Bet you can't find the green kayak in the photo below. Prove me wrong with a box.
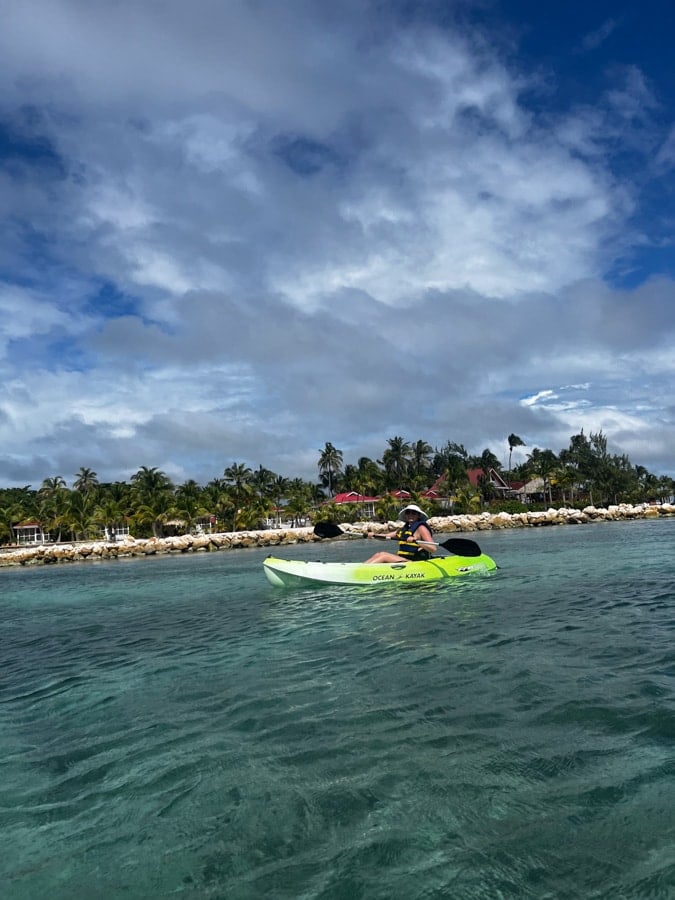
[263,552,497,588]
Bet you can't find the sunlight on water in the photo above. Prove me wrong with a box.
[1,519,674,898]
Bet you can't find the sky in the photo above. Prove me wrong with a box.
[1,0,675,488]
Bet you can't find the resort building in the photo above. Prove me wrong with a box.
[12,521,50,545]
[103,524,131,541]
[331,492,379,519]
[465,467,513,496]
[328,468,525,520]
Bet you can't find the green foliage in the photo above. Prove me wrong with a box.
[488,500,529,514]
[375,495,400,522]
[318,442,343,497]
[0,431,672,546]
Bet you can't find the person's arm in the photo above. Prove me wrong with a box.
[413,524,436,551]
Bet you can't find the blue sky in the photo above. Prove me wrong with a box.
[1,0,675,487]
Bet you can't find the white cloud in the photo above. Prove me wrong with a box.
[0,288,71,349]
[580,18,619,52]
[522,390,557,407]
[0,1,673,484]
[656,125,675,167]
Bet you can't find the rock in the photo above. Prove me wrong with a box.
[1,504,673,568]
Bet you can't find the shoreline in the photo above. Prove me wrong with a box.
[1,502,673,569]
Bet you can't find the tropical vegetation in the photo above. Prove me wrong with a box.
[1,430,672,545]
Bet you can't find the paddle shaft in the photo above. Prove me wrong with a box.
[313,521,483,557]
[315,530,431,544]
[371,533,483,557]
[370,533,437,548]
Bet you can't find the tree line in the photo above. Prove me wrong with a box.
[0,430,672,545]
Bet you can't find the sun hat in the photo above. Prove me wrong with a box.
[398,503,428,522]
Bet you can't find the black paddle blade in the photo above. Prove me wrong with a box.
[313,521,345,539]
[440,537,482,557]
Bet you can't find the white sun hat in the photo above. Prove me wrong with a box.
[398,503,428,522]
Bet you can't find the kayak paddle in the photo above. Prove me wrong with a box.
[313,521,483,557]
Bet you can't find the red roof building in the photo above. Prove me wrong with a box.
[389,489,411,500]
[465,467,511,493]
[332,492,380,504]
[331,491,379,518]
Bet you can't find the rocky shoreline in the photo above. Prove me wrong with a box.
[1,502,673,568]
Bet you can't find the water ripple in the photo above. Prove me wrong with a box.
[1,526,674,897]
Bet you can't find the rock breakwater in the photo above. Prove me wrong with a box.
[1,502,673,568]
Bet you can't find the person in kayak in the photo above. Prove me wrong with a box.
[364,504,436,563]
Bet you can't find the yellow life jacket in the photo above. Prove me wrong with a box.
[396,520,433,560]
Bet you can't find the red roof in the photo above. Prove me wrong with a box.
[332,492,379,504]
[422,475,447,497]
[466,467,510,488]
[331,470,512,505]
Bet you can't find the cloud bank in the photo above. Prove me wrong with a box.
[1,0,674,485]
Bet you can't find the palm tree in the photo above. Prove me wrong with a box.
[130,466,173,501]
[429,443,468,500]
[307,482,326,510]
[656,475,675,503]
[99,481,132,504]
[507,434,525,480]
[175,479,201,503]
[478,448,501,473]
[129,467,174,536]
[374,494,401,522]
[444,455,470,495]
[134,491,178,539]
[73,467,99,494]
[284,493,309,528]
[37,477,68,541]
[527,448,559,505]
[237,495,275,530]
[0,502,24,545]
[341,463,369,495]
[223,462,253,531]
[39,488,70,543]
[410,439,433,480]
[284,479,311,526]
[561,432,595,502]
[202,478,226,509]
[66,490,97,541]
[212,491,235,533]
[269,475,289,526]
[0,486,38,542]
[356,457,383,496]
[380,436,412,490]
[318,442,343,497]
[453,484,482,514]
[93,497,128,541]
[251,466,276,500]
[431,442,468,477]
[40,475,67,496]
[551,463,578,506]
[173,495,211,535]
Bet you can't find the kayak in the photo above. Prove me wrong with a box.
[263,552,497,588]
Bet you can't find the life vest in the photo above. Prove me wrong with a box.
[396,519,434,560]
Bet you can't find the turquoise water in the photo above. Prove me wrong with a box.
[1,519,674,899]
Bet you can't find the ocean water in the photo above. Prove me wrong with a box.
[1,518,674,899]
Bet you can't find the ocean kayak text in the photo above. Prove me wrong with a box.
[372,572,425,581]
